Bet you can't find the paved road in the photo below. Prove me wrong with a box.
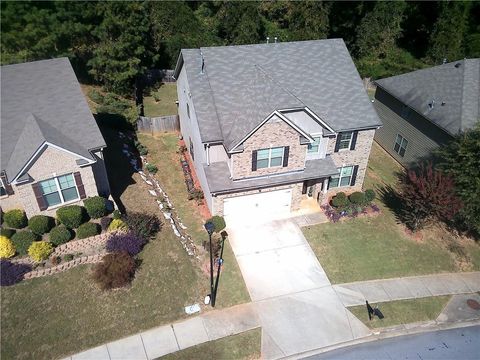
[305,325,480,360]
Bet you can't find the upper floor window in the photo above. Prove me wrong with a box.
[40,173,79,207]
[187,103,191,119]
[394,134,408,157]
[338,132,353,150]
[307,137,321,154]
[257,147,284,169]
[0,177,6,196]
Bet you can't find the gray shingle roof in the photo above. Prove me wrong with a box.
[1,57,106,181]
[177,39,381,151]
[375,59,480,136]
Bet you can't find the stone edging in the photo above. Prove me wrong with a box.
[52,231,115,256]
[23,254,104,280]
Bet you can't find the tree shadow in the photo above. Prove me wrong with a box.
[95,113,138,214]
[376,184,408,226]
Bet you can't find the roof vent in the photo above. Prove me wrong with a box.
[454,62,461,68]
[200,51,205,74]
[441,101,446,106]
[443,58,447,64]
[428,99,435,110]
[266,36,270,44]
[274,36,278,43]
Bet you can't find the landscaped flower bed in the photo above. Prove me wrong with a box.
[322,189,381,223]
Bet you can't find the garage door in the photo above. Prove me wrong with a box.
[223,189,292,220]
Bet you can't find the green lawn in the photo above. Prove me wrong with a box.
[159,328,261,360]
[349,296,451,329]
[303,141,480,284]
[0,128,249,360]
[144,83,178,117]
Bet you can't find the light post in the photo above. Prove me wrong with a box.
[204,221,215,307]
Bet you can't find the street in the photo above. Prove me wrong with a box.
[305,325,480,360]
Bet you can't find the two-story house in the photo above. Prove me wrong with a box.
[373,59,479,167]
[1,58,110,217]
[174,39,381,219]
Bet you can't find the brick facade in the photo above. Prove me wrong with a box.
[231,117,307,179]
[1,145,100,217]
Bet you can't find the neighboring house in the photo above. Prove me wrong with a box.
[374,59,480,166]
[1,58,110,217]
[174,39,381,218]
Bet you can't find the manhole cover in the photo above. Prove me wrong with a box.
[466,299,480,310]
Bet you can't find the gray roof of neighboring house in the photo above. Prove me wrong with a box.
[375,59,480,136]
[204,156,339,194]
[1,57,106,181]
[176,39,382,151]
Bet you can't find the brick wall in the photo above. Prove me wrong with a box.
[231,117,307,179]
[212,182,303,216]
[1,145,99,217]
[326,129,376,194]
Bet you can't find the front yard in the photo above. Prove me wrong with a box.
[303,142,480,284]
[1,126,250,359]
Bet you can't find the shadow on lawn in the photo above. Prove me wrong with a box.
[95,113,138,214]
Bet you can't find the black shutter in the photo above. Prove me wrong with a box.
[74,172,86,199]
[32,182,47,211]
[350,165,359,186]
[350,131,358,150]
[283,146,289,167]
[334,133,341,152]
[251,150,258,171]
[1,173,14,195]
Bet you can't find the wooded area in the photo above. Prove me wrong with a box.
[2,1,479,96]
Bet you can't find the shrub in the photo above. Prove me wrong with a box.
[365,189,376,203]
[145,163,158,174]
[63,254,74,262]
[88,89,104,104]
[106,232,146,256]
[83,196,107,219]
[49,225,73,246]
[123,212,161,238]
[0,236,16,259]
[3,209,27,229]
[28,215,54,235]
[188,188,204,202]
[101,217,112,232]
[51,256,61,266]
[92,252,136,290]
[206,216,226,233]
[0,259,31,286]
[349,191,366,205]
[56,205,86,228]
[112,210,122,219]
[152,92,161,102]
[0,228,16,238]
[76,222,101,239]
[28,241,53,262]
[108,219,128,232]
[11,231,38,255]
[331,192,349,208]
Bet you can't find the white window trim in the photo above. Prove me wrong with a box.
[307,136,321,154]
[338,132,353,151]
[0,177,7,198]
[329,165,354,189]
[40,173,80,208]
[257,147,285,169]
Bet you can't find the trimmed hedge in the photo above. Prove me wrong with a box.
[84,196,107,219]
[28,241,53,262]
[11,231,38,256]
[365,189,376,203]
[112,210,122,219]
[349,191,366,205]
[206,216,226,233]
[3,209,27,229]
[332,192,349,208]
[92,252,136,290]
[108,219,128,232]
[56,205,86,229]
[28,215,55,235]
[76,222,101,239]
[0,228,16,238]
[49,225,73,246]
[0,236,16,259]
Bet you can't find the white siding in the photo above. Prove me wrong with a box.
[209,144,229,163]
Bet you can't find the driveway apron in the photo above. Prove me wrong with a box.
[226,218,371,359]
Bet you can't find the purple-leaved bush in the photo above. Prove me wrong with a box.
[1,259,32,286]
[106,232,146,256]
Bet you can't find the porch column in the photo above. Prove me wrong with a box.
[323,178,328,194]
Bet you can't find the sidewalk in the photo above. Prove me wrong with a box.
[65,303,259,360]
[333,272,480,306]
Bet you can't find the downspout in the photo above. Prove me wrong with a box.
[206,143,210,166]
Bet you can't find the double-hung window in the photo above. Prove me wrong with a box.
[329,166,354,188]
[307,137,321,154]
[39,173,79,207]
[393,134,408,157]
[338,132,353,150]
[256,147,284,169]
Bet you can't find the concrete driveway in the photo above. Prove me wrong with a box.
[226,218,371,359]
